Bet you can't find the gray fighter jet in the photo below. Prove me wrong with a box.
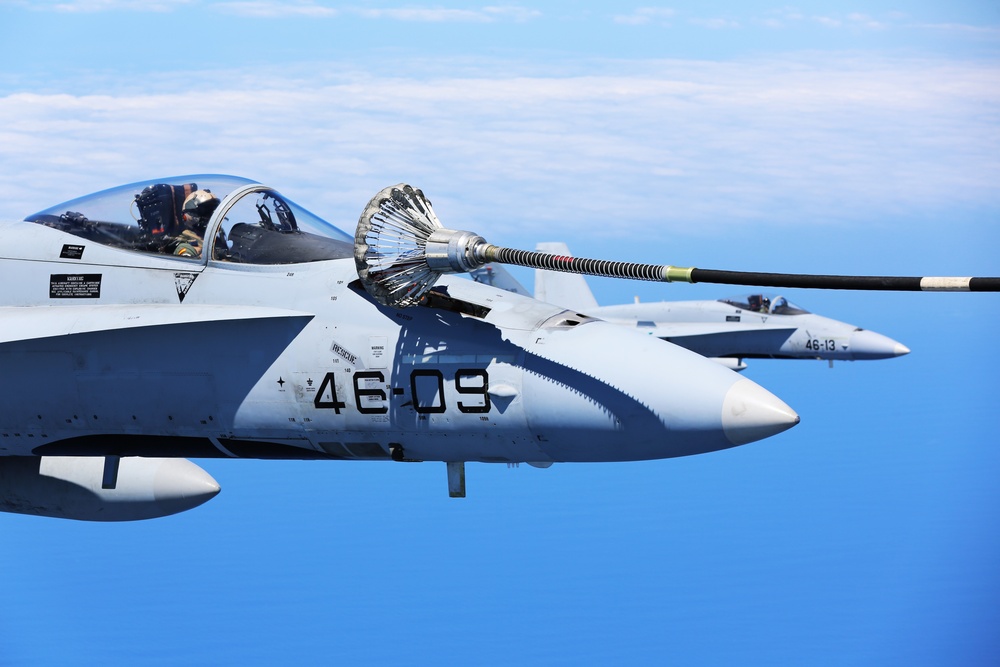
[0,177,800,520]
[477,242,909,371]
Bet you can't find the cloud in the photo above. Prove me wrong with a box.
[846,13,885,30]
[350,6,539,23]
[480,6,540,22]
[213,1,337,18]
[614,8,913,33]
[11,1,538,21]
[915,22,1000,36]
[19,0,193,11]
[811,12,899,31]
[689,17,739,30]
[812,16,842,29]
[755,9,909,32]
[613,7,675,26]
[0,56,997,248]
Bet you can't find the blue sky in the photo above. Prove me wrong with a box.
[0,2,998,665]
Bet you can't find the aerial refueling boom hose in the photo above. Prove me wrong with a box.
[355,183,1000,308]
[479,246,1000,292]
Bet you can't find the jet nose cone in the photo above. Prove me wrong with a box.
[521,319,799,461]
[722,378,800,446]
[850,329,910,360]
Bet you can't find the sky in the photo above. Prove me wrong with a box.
[0,2,998,665]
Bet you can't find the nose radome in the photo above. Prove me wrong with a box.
[850,329,910,360]
[521,318,801,461]
[722,379,800,446]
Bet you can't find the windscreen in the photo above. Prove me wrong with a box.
[210,186,353,264]
[26,175,354,265]
[718,294,810,315]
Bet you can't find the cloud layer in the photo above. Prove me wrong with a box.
[0,55,997,248]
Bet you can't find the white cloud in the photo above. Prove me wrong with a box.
[351,5,539,23]
[613,7,675,26]
[0,56,997,248]
[10,1,537,21]
[758,18,782,29]
[689,17,739,30]
[916,22,1000,36]
[808,12,900,31]
[846,13,884,30]
[213,1,337,18]
[482,5,539,22]
[22,0,192,12]
[614,8,911,33]
[352,7,488,22]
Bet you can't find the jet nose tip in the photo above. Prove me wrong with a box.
[850,329,909,360]
[722,379,800,446]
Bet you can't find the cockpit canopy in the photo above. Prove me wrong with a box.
[25,175,354,264]
[719,294,810,315]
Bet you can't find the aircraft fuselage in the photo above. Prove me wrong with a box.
[592,299,908,361]
[0,220,796,466]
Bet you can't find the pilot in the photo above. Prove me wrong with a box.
[170,189,219,257]
[759,296,771,313]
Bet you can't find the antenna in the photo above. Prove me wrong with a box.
[355,183,1000,308]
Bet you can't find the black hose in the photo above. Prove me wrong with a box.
[482,244,1000,292]
[690,269,1000,292]
[485,247,668,281]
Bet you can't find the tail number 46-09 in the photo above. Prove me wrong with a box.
[314,369,491,415]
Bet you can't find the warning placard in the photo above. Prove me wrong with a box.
[50,274,102,299]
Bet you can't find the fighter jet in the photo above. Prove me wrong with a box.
[0,176,799,521]
[530,243,910,371]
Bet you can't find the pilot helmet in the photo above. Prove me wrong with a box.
[182,189,219,226]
